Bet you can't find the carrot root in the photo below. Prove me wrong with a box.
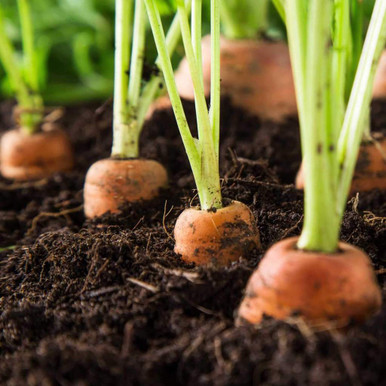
[0,126,74,181]
[174,200,260,266]
[237,237,382,327]
[83,158,168,218]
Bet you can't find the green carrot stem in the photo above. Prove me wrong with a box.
[144,0,200,180]
[17,0,39,92]
[209,0,220,157]
[285,0,308,160]
[17,0,44,134]
[349,0,364,98]
[295,0,341,253]
[190,0,205,154]
[177,1,222,209]
[272,0,286,23]
[287,0,386,253]
[137,0,192,128]
[337,0,386,217]
[145,0,222,210]
[177,3,210,142]
[115,0,146,158]
[220,0,245,39]
[127,0,146,114]
[192,0,203,86]
[220,0,269,39]
[331,0,351,138]
[0,3,43,135]
[112,0,134,158]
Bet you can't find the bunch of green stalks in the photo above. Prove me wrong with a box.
[83,0,190,219]
[145,0,260,266]
[0,0,74,181]
[238,0,385,328]
[0,0,115,104]
[171,0,297,121]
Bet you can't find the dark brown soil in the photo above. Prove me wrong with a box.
[0,97,385,386]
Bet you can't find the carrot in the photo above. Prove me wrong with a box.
[352,137,386,192]
[173,36,297,122]
[146,0,261,265]
[295,137,386,192]
[174,201,260,266]
[0,1,74,181]
[294,162,305,190]
[250,0,386,328]
[0,125,73,181]
[83,158,168,218]
[373,50,386,98]
[237,236,382,326]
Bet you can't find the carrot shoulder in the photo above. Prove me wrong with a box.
[237,237,381,327]
[0,125,73,181]
[174,200,260,266]
[83,158,168,218]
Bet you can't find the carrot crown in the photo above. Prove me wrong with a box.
[145,0,223,210]
[280,0,386,253]
[0,0,43,134]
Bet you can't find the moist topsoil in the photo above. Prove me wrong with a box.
[0,97,385,386]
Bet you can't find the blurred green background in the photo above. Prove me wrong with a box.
[0,0,376,106]
[0,0,115,105]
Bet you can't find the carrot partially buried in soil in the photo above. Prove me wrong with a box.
[237,0,385,327]
[84,0,186,218]
[295,136,386,193]
[351,136,386,192]
[237,237,381,326]
[84,158,167,218]
[0,2,73,181]
[145,0,260,265]
[174,201,260,266]
[1,122,73,181]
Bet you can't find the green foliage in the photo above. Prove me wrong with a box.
[146,0,222,210]
[155,0,177,14]
[0,0,115,104]
[219,0,286,40]
[220,0,269,39]
[283,0,386,252]
[0,0,188,104]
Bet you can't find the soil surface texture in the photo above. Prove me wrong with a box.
[0,98,385,386]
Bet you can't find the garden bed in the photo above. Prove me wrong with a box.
[0,98,385,385]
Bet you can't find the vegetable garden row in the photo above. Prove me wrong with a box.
[0,0,385,384]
